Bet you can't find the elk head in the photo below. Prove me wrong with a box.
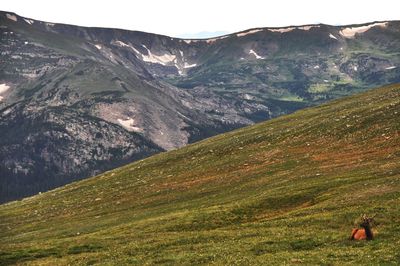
[359,214,375,229]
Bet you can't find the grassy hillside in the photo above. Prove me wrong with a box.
[1,84,400,265]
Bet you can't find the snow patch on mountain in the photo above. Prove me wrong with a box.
[141,45,176,65]
[243,94,254,100]
[0,84,10,101]
[24,18,34,25]
[249,49,264,59]
[0,84,10,94]
[115,40,129,47]
[269,27,295,33]
[329,33,338,40]
[304,26,318,30]
[184,63,197,68]
[177,51,197,72]
[339,22,388,38]
[237,29,263,37]
[113,40,141,54]
[269,25,319,33]
[6,14,17,22]
[113,40,196,74]
[298,25,319,31]
[117,118,142,132]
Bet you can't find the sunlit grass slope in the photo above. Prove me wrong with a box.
[1,84,399,265]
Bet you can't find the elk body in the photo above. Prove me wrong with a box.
[350,214,375,240]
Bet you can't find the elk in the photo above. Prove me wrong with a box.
[350,214,375,240]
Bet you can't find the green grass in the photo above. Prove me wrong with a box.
[308,83,331,93]
[1,84,400,265]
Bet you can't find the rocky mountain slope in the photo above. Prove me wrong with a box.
[1,84,399,265]
[1,11,400,202]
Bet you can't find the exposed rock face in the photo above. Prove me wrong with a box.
[1,11,400,202]
[0,102,161,200]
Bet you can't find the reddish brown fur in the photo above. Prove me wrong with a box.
[351,228,367,240]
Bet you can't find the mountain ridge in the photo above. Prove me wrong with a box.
[3,10,397,40]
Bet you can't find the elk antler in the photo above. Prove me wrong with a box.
[361,214,376,225]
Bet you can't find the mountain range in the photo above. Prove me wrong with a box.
[1,11,400,202]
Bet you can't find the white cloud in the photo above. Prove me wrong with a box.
[2,0,399,38]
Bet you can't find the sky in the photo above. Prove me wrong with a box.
[1,0,399,38]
